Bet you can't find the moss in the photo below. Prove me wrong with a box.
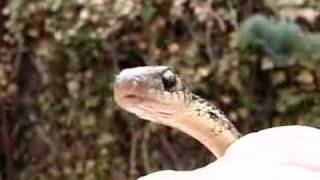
[238,14,320,66]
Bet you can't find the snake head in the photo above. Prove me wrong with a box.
[114,66,190,124]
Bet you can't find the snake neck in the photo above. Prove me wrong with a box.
[169,94,241,158]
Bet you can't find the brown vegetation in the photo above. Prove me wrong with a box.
[1,0,320,179]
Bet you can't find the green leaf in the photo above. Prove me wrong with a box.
[141,3,157,23]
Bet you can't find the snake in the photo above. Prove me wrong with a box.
[114,66,241,157]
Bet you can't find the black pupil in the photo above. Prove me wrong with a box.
[162,70,176,90]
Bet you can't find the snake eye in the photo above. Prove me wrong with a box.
[162,69,177,90]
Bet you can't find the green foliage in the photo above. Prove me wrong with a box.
[68,30,105,62]
[238,15,320,66]
[2,0,320,179]
[141,1,157,23]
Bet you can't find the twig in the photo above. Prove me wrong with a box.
[0,97,15,180]
[159,131,180,170]
[129,129,142,180]
[205,21,216,62]
[141,124,152,173]
[312,71,320,91]
[0,0,15,178]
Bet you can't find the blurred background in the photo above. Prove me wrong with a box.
[0,0,320,179]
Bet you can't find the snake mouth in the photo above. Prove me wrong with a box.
[123,94,137,99]
[123,94,142,101]
[115,90,144,108]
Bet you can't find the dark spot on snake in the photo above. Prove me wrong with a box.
[162,69,177,90]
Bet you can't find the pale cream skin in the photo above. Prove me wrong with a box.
[114,66,240,157]
[114,66,320,180]
[138,126,320,180]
